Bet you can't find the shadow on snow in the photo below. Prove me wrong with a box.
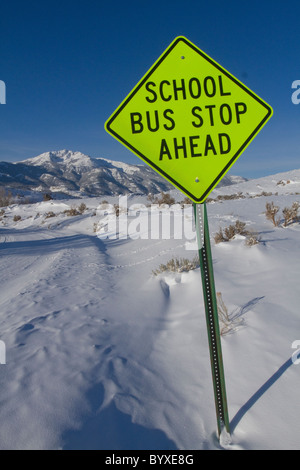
[62,383,177,451]
[230,357,294,432]
[0,232,108,256]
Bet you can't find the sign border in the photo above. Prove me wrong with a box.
[105,36,273,203]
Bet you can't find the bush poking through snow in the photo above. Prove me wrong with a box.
[214,220,248,244]
[215,192,246,201]
[45,211,56,219]
[113,203,128,217]
[217,292,244,336]
[245,232,261,246]
[0,188,13,207]
[265,201,280,227]
[282,202,299,227]
[214,228,227,244]
[152,256,199,276]
[64,207,80,216]
[180,196,193,207]
[156,192,176,205]
[64,203,87,217]
[78,203,87,214]
[113,204,120,217]
[214,221,261,246]
[13,215,21,222]
[224,224,237,240]
[265,201,299,227]
[147,192,176,206]
[217,292,231,335]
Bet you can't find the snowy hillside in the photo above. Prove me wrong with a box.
[0,170,299,450]
[211,168,300,199]
[0,150,247,199]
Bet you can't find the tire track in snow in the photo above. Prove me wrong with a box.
[0,228,120,449]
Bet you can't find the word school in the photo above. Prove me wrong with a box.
[129,75,248,161]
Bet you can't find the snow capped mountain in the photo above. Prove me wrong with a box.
[23,150,100,172]
[0,149,247,198]
[0,150,172,197]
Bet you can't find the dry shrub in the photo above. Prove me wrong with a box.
[152,256,199,276]
[224,224,237,240]
[214,228,227,244]
[112,203,128,217]
[114,204,120,217]
[147,193,156,204]
[45,211,56,219]
[245,232,261,246]
[216,192,245,201]
[180,197,192,207]
[157,192,176,205]
[282,202,299,227]
[217,292,244,336]
[78,203,87,214]
[214,220,248,244]
[148,192,176,206]
[64,203,87,216]
[0,188,13,207]
[265,202,280,226]
[235,220,247,234]
[265,201,299,227]
[64,207,80,216]
[217,292,231,335]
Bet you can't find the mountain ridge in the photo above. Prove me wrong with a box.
[0,149,248,198]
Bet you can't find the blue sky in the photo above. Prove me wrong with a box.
[0,0,299,178]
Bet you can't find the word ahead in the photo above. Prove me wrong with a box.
[105,36,272,203]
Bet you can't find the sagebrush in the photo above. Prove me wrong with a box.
[217,292,244,336]
[147,192,176,206]
[282,202,299,227]
[0,188,13,207]
[152,256,199,276]
[265,201,299,227]
[265,202,280,227]
[214,220,248,244]
[214,220,261,247]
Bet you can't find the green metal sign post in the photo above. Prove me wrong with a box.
[193,201,230,437]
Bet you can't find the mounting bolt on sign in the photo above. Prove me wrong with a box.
[105,36,273,439]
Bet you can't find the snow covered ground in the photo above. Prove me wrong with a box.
[0,169,300,450]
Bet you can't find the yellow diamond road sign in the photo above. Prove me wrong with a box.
[105,36,273,203]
